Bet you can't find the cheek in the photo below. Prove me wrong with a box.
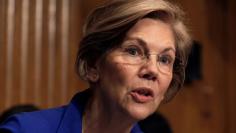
[159,74,173,94]
[114,65,136,85]
[101,54,137,86]
[99,61,135,93]
[97,62,139,109]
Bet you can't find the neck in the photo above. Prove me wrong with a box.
[82,89,136,133]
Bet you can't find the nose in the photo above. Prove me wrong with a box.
[138,56,158,81]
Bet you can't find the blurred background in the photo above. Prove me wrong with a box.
[0,0,235,133]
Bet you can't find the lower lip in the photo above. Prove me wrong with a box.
[130,91,153,103]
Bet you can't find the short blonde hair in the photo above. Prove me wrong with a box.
[76,0,192,102]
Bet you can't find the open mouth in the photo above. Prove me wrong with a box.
[130,88,154,103]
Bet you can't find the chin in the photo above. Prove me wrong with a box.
[126,104,157,121]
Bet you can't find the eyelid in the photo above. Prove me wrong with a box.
[122,40,175,58]
[158,50,175,58]
[123,42,145,52]
[123,39,147,50]
[163,54,173,59]
[158,54,175,60]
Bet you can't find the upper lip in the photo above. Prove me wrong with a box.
[131,87,154,97]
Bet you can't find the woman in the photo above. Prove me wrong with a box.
[0,0,191,133]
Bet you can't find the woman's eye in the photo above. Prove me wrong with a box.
[158,55,174,65]
[124,47,141,56]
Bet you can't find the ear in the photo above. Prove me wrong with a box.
[86,67,99,82]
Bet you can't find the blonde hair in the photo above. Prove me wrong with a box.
[76,0,192,102]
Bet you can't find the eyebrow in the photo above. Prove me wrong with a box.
[162,47,176,53]
[125,36,176,53]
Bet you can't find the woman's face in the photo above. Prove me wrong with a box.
[95,18,175,120]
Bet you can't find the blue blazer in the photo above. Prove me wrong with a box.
[0,89,143,133]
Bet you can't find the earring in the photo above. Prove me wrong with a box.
[91,73,99,82]
[87,68,99,82]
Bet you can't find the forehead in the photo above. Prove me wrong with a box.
[125,18,175,52]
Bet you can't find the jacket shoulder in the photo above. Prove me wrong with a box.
[0,106,66,133]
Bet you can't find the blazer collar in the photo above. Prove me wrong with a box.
[57,89,143,133]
